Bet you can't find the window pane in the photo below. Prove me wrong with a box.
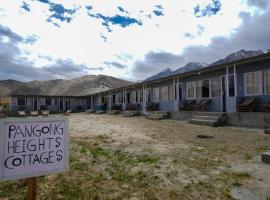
[17,97,25,106]
[264,70,270,95]
[179,85,183,100]
[45,98,51,105]
[229,75,235,97]
[211,77,221,97]
[245,72,259,95]
[196,80,202,98]
[202,80,210,98]
[169,85,174,100]
[196,80,209,98]
[160,86,168,101]
[186,82,195,99]
[153,87,159,102]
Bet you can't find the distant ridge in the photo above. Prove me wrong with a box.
[144,68,173,81]
[0,75,133,97]
[210,49,265,65]
[144,49,267,81]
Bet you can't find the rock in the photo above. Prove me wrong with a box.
[261,152,270,164]
[264,129,270,135]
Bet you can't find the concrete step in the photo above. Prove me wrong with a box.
[146,113,169,120]
[96,110,106,114]
[149,111,170,115]
[195,112,225,117]
[192,115,221,121]
[189,119,221,127]
[107,110,120,115]
[122,111,139,117]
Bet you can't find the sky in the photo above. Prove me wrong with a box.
[0,0,269,82]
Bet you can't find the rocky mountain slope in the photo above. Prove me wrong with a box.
[144,49,267,81]
[0,75,133,97]
[144,68,174,81]
[211,49,265,65]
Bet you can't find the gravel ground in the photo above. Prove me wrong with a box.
[68,113,270,200]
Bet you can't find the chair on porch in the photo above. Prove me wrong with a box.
[237,97,258,112]
[179,100,195,111]
[126,103,140,111]
[111,104,122,111]
[30,111,39,117]
[63,110,72,116]
[146,102,159,111]
[18,110,27,117]
[41,110,50,117]
[193,99,211,111]
[262,101,270,112]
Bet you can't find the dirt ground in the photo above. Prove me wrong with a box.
[1,113,270,200]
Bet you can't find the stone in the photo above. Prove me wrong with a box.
[264,129,270,135]
[261,152,270,164]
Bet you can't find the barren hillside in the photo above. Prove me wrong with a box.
[0,75,133,97]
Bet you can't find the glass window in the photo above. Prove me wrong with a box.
[186,81,196,99]
[229,75,235,97]
[264,70,270,95]
[168,85,174,100]
[196,80,209,98]
[17,97,25,106]
[245,72,259,95]
[211,77,221,97]
[45,97,51,105]
[160,86,169,101]
[153,87,159,102]
[147,89,152,102]
[179,84,183,100]
[139,90,143,102]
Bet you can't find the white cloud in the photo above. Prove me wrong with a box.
[0,0,262,80]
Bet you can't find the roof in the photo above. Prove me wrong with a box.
[86,52,270,96]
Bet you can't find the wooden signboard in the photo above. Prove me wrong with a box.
[0,117,69,199]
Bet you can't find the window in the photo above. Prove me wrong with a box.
[55,98,58,106]
[228,75,235,97]
[264,70,270,95]
[140,90,143,102]
[244,72,260,95]
[17,97,25,106]
[211,77,221,97]
[153,87,159,102]
[179,84,183,100]
[196,80,210,98]
[160,86,169,101]
[45,98,51,105]
[131,91,136,103]
[168,85,174,100]
[186,81,196,99]
[147,89,151,102]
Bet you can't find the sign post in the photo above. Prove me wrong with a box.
[0,117,69,199]
[27,177,37,200]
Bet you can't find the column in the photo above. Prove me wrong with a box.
[234,64,238,97]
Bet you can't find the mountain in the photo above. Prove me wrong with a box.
[173,62,207,75]
[144,68,173,81]
[0,75,133,97]
[211,49,265,65]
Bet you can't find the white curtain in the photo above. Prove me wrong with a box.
[245,72,259,95]
[211,77,221,97]
[264,70,270,95]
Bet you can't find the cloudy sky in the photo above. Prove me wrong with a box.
[0,0,269,81]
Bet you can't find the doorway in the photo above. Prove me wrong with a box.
[127,93,131,103]
[221,76,227,112]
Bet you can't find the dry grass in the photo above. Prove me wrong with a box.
[1,113,270,200]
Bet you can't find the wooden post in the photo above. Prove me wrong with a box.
[27,177,37,200]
